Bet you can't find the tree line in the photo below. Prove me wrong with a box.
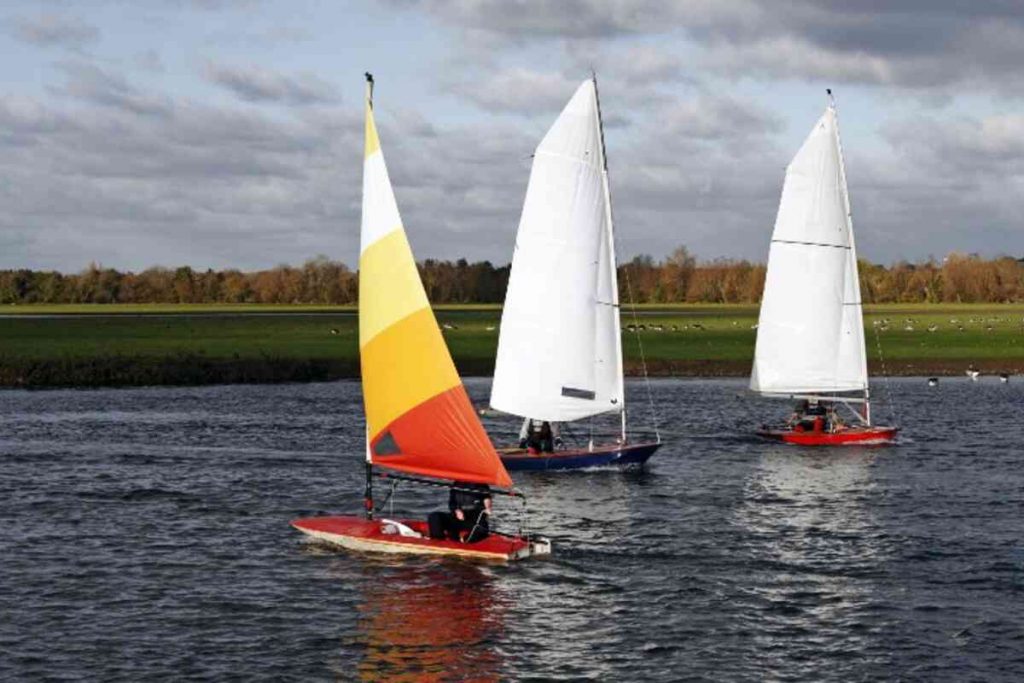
[1,249,1022,305]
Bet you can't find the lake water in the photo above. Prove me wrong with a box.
[2,378,1023,681]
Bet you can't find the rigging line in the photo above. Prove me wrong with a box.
[873,322,901,428]
[373,478,398,515]
[516,494,528,543]
[622,261,660,442]
[771,239,850,250]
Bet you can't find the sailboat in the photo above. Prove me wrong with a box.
[489,77,662,470]
[751,90,897,446]
[292,75,550,561]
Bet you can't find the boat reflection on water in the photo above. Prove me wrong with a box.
[351,561,506,682]
[734,447,892,672]
[739,447,881,547]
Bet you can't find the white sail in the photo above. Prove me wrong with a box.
[490,79,624,422]
[750,101,868,396]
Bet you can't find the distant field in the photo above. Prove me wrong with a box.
[1,303,1022,387]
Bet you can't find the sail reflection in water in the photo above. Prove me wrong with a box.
[352,563,506,682]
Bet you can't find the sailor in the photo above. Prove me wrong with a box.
[805,400,826,417]
[427,481,493,543]
[786,399,810,428]
[829,407,847,432]
[796,399,823,431]
[518,418,562,453]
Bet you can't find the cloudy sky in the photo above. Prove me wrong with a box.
[0,0,1021,272]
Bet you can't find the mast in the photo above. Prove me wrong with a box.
[828,88,871,425]
[363,72,375,518]
[592,72,626,443]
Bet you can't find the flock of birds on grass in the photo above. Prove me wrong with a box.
[623,323,705,332]
[392,316,1022,386]
[422,316,1024,336]
[872,316,1024,333]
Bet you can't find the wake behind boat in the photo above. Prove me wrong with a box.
[490,76,662,470]
[750,90,897,446]
[292,75,549,561]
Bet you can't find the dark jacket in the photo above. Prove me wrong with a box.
[449,483,492,517]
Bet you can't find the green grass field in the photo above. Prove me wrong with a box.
[1,303,1022,386]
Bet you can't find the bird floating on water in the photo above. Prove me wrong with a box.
[927,377,939,387]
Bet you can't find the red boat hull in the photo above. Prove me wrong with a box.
[757,426,899,446]
[291,515,550,562]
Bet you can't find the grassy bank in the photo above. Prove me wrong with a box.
[1,304,1022,387]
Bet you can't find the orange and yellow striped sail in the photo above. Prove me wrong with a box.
[358,78,512,489]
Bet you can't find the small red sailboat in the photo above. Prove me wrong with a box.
[757,421,899,446]
[292,75,550,561]
[750,90,897,446]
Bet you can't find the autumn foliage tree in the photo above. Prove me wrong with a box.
[0,249,1022,305]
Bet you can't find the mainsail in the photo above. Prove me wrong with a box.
[359,80,512,488]
[750,98,868,396]
[490,79,624,422]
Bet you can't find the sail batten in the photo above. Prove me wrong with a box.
[750,102,868,397]
[359,85,511,488]
[490,79,624,422]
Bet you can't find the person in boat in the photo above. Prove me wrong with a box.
[806,400,828,432]
[828,406,847,432]
[427,482,493,543]
[786,399,810,428]
[790,399,828,432]
[518,418,561,453]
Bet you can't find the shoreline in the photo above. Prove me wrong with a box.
[1,356,1020,389]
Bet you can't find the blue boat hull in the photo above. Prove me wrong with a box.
[499,441,662,472]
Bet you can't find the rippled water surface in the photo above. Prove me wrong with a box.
[2,378,1024,681]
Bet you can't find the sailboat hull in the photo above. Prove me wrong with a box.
[291,516,551,562]
[756,426,898,446]
[499,441,661,471]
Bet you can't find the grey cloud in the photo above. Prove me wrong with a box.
[444,67,582,114]
[388,0,666,39]
[606,95,786,261]
[11,13,99,49]
[656,93,783,143]
[134,49,165,73]
[883,114,1024,170]
[858,113,1024,256]
[400,0,1024,93]
[0,61,533,271]
[203,62,340,106]
[53,62,174,117]
[601,45,686,85]
[0,64,362,271]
